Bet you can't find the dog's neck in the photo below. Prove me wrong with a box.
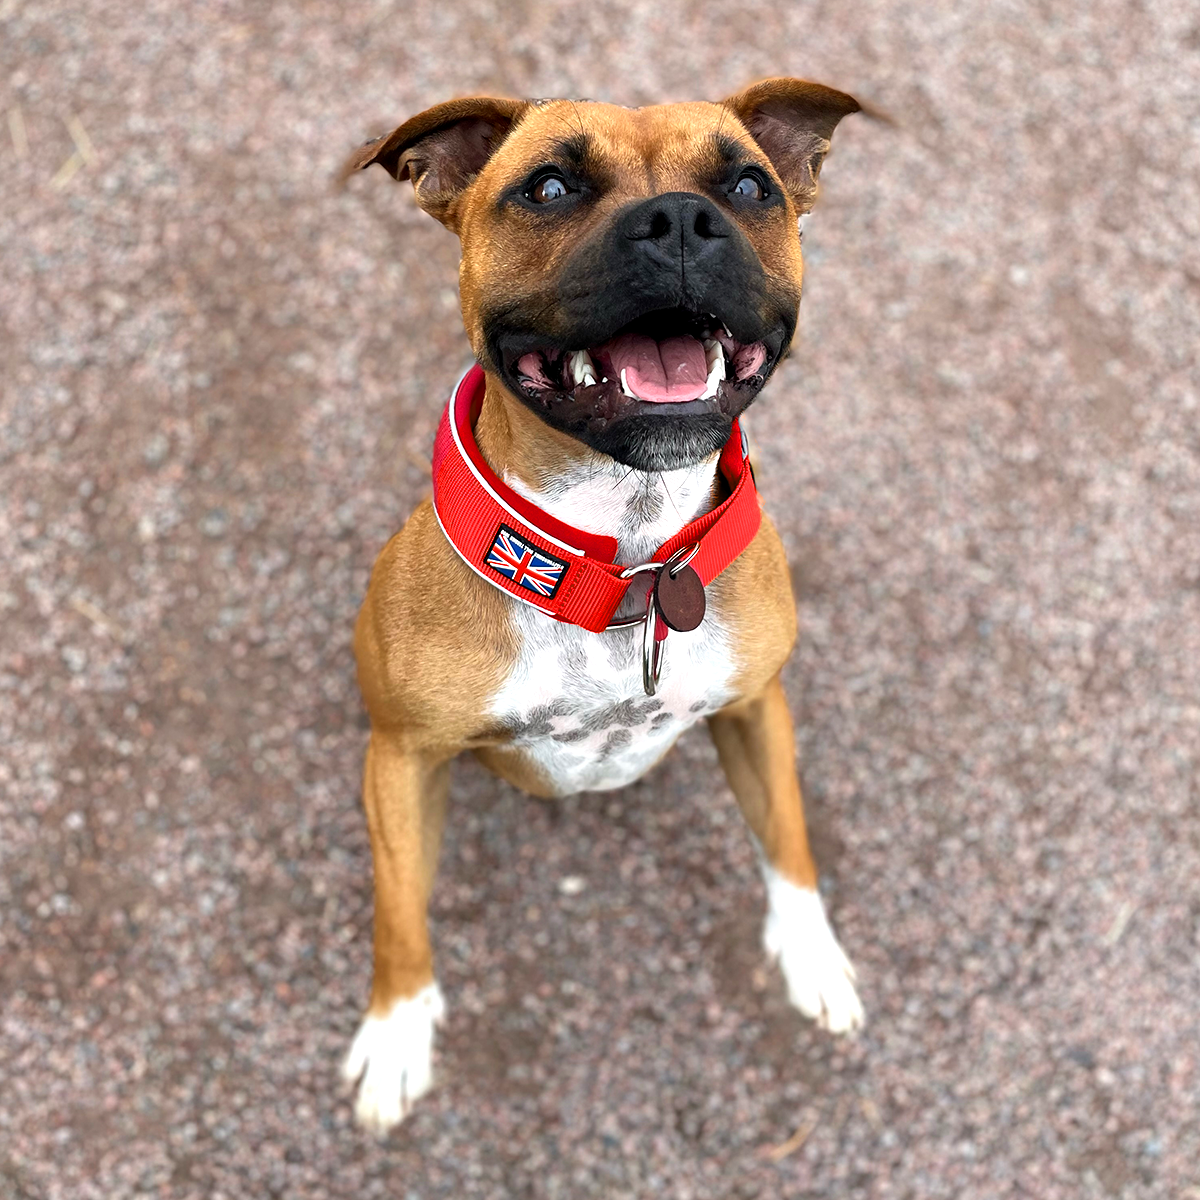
[474,374,723,567]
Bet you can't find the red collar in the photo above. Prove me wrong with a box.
[431,365,761,634]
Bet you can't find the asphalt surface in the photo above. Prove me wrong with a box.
[2,2,1199,1197]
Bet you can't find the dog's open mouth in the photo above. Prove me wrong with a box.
[501,308,774,421]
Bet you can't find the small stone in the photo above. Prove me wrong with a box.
[200,509,229,538]
[142,432,170,466]
[61,646,88,674]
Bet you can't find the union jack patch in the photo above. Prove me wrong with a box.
[484,525,568,599]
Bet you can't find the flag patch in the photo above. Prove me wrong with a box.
[484,525,568,599]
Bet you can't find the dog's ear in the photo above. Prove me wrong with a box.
[342,97,529,230]
[721,78,861,214]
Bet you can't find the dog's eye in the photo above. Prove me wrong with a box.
[529,174,571,204]
[733,172,766,201]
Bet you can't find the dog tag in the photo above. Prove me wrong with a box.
[653,564,706,632]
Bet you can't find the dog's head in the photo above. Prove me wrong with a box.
[346,80,860,470]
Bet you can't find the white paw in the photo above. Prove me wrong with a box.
[761,867,864,1034]
[341,982,445,1133]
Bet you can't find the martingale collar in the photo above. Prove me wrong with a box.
[431,365,761,640]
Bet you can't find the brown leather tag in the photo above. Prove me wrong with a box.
[653,564,706,632]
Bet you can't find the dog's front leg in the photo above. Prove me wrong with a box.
[342,730,451,1133]
[708,674,864,1032]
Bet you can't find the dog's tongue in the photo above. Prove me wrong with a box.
[602,334,708,403]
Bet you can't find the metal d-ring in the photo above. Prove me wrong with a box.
[602,560,661,632]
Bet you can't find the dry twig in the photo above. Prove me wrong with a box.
[7,105,28,159]
[762,1112,820,1163]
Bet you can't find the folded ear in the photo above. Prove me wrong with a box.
[342,96,529,230]
[721,78,861,214]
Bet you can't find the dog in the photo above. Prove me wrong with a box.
[339,79,864,1133]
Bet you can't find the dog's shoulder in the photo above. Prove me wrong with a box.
[355,499,518,744]
[714,512,799,699]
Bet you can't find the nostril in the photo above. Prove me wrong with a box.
[648,210,671,240]
[693,207,726,239]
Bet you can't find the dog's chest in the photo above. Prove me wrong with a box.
[485,457,738,795]
[490,602,736,794]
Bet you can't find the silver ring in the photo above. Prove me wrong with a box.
[665,542,701,579]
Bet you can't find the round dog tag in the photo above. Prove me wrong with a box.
[653,564,706,632]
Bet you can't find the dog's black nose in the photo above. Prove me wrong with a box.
[621,192,731,266]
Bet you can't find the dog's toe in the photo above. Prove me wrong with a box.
[341,982,445,1134]
[802,950,864,1034]
[762,868,864,1034]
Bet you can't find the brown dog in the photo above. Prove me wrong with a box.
[340,80,863,1133]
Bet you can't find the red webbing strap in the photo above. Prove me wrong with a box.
[433,367,618,559]
[431,366,761,633]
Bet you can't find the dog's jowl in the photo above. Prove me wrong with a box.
[340,80,864,1133]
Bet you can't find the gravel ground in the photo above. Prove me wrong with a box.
[3,2,1199,1197]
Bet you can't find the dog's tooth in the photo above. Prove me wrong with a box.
[700,338,726,399]
[582,369,597,387]
[619,368,637,399]
[569,349,597,386]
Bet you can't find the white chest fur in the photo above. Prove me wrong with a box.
[487,454,738,796]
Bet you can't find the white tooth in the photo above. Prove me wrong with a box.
[569,350,597,386]
[700,338,726,399]
[620,368,637,399]
[582,370,597,387]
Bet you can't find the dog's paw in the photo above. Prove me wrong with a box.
[761,868,864,1034]
[341,982,446,1134]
